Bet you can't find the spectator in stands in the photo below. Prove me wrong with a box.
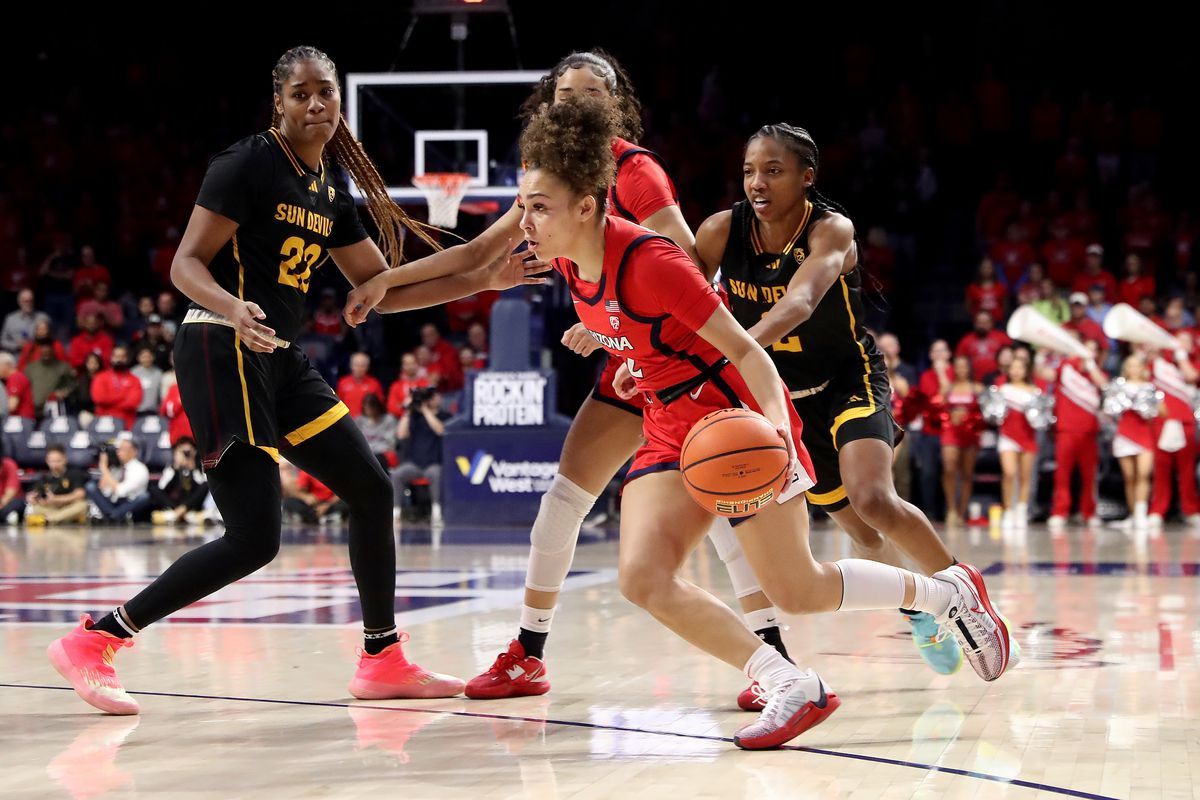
[1041,220,1086,286]
[390,387,450,526]
[413,344,442,389]
[444,289,500,335]
[955,310,1012,381]
[879,332,915,500]
[965,258,1008,319]
[159,379,193,446]
[132,347,164,416]
[1013,262,1044,303]
[982,343,1014,385]
[1032,277,1070,323]
[72,245,111,299]
[155,292,181,337]
[311,288,344,338]
[1085,285,1113,333]
[1064,293,1108,354]
[67,352,103,420]
[0,352,34,419]
[147,438,209,525]
[134,315,172,369]
[86,435,150,524]
[0,441,23,524]
[0,381,6,425]
[91,347,142,429]
[17,319,66,371]
[76,282,124,332]
[420,323,463,392]
[467,322,489,368]
[1161,297,1195,332]
[386,352,432,416]
[1139,295,1162,326]
[25,334,76,418]
[1071,244,1117,301]
[990,222,1037,285]
[336,352,383,418]
[281,461,348,525]
[459,346,484,373]
[1119,253,1155,308]
[1,289,49,353]
[68,312,114,370]
[355,394,397,469]
[24,444,89,526]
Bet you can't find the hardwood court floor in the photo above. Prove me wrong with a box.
[1,519,1196,799]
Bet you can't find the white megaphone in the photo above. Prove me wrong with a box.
[1102,303,1180,351]
[1006,305,1091,359]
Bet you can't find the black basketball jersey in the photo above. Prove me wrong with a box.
[192,128,369,342]
[719,198,883,390]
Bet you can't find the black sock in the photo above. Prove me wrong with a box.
[363,627,398,655]
[91,610,133,639]
[518,628,548,660]
[755,626,792,663]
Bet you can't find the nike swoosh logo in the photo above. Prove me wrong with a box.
[766,618,777,624]
[537,617,550,623]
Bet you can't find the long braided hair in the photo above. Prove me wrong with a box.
[271,46,441,263]
[519,48,643,143]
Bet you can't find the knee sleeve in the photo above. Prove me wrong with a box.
[707,517,762,598]
[525,474,597,593]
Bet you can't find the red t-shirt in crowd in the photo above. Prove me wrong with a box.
[427,340,463,392]
[311,308,343,337]
[955,330,1013,381]
[297,471,335,502]
[68,330,115,370]
[1062,317,1108,353]
[0,457,19,497]
[385,375,432,417]
[1118,275,1156,308]
[72,265,112,296]
[1041,239,1086,285]
[989,240,1037,286]
[1071,270,1118,302]
[336,375,384,418]
[17,340,68,372]
[966,282,1008,319]
[159,383,193,445]
[3,371,35,418]
[91,369,143,429]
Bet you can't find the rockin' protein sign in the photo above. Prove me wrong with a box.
[471,371,549,427]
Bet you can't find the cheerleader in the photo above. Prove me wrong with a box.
[994,357,1041,529]
[1111,355,1160,530]
[939,355,983,526]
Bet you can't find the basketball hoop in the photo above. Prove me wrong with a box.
[413,173,472,229]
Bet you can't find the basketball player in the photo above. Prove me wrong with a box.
[45,46,547,715]
[350,98,1017,750]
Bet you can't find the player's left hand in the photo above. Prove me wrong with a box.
[344,278,387,328]
[774,424,798,491]
[613,362,639,400]
[486,240,552,291]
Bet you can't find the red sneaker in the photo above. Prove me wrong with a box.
[465,639,550,699]
[47,614,139,715]
[737,681,769,711]
[348,634,464,700]
[734,671,839,750]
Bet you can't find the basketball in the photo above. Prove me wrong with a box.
[680,408,790,517]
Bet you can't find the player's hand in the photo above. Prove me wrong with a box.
[775,423,799,490]
[344,278,387,329]
[562,322,602,356]
[229,301,277,353]
[613,361,639,400]
[485,241,552,291]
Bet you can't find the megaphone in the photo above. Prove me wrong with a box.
[1102,303,1180,351]
[1006,305,1091,359]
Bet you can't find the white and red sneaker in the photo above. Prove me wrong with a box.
[933,563,1016,682]
[47,614,139,715]
[737,681,769,711]
[465,639,550,699]
[734,670,839,750]
[348,633,464,700]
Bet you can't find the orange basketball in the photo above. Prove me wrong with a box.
[680,408,790,518]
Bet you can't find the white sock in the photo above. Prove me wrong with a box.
[744,643,805,692]
[743,607,782,633]
[520,604,555,634]
[835,559,953,617]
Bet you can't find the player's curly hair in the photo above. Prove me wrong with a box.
[520,97,619,206]
[271,46,441,263]
[519,49,643,143]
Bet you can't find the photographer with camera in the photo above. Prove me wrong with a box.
[25,444,89,525]
[148,437,210,525]
[390,387,450,525]
[86,434,150,524]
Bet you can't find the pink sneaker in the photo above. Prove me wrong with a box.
[47,614,139,715]
[348,633,464,700]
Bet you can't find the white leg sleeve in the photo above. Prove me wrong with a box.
[524,474,598,593]
[707,517,762,598]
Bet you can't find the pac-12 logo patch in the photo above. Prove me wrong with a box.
[793,246,807,264]
[328,186,336,202]
[609,315,621,331]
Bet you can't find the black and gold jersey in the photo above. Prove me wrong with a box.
[719,198,883,391]
[193,128,368,342]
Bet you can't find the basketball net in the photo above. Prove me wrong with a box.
[413,173,472,229]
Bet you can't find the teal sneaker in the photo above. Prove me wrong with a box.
[905,611,964,675]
